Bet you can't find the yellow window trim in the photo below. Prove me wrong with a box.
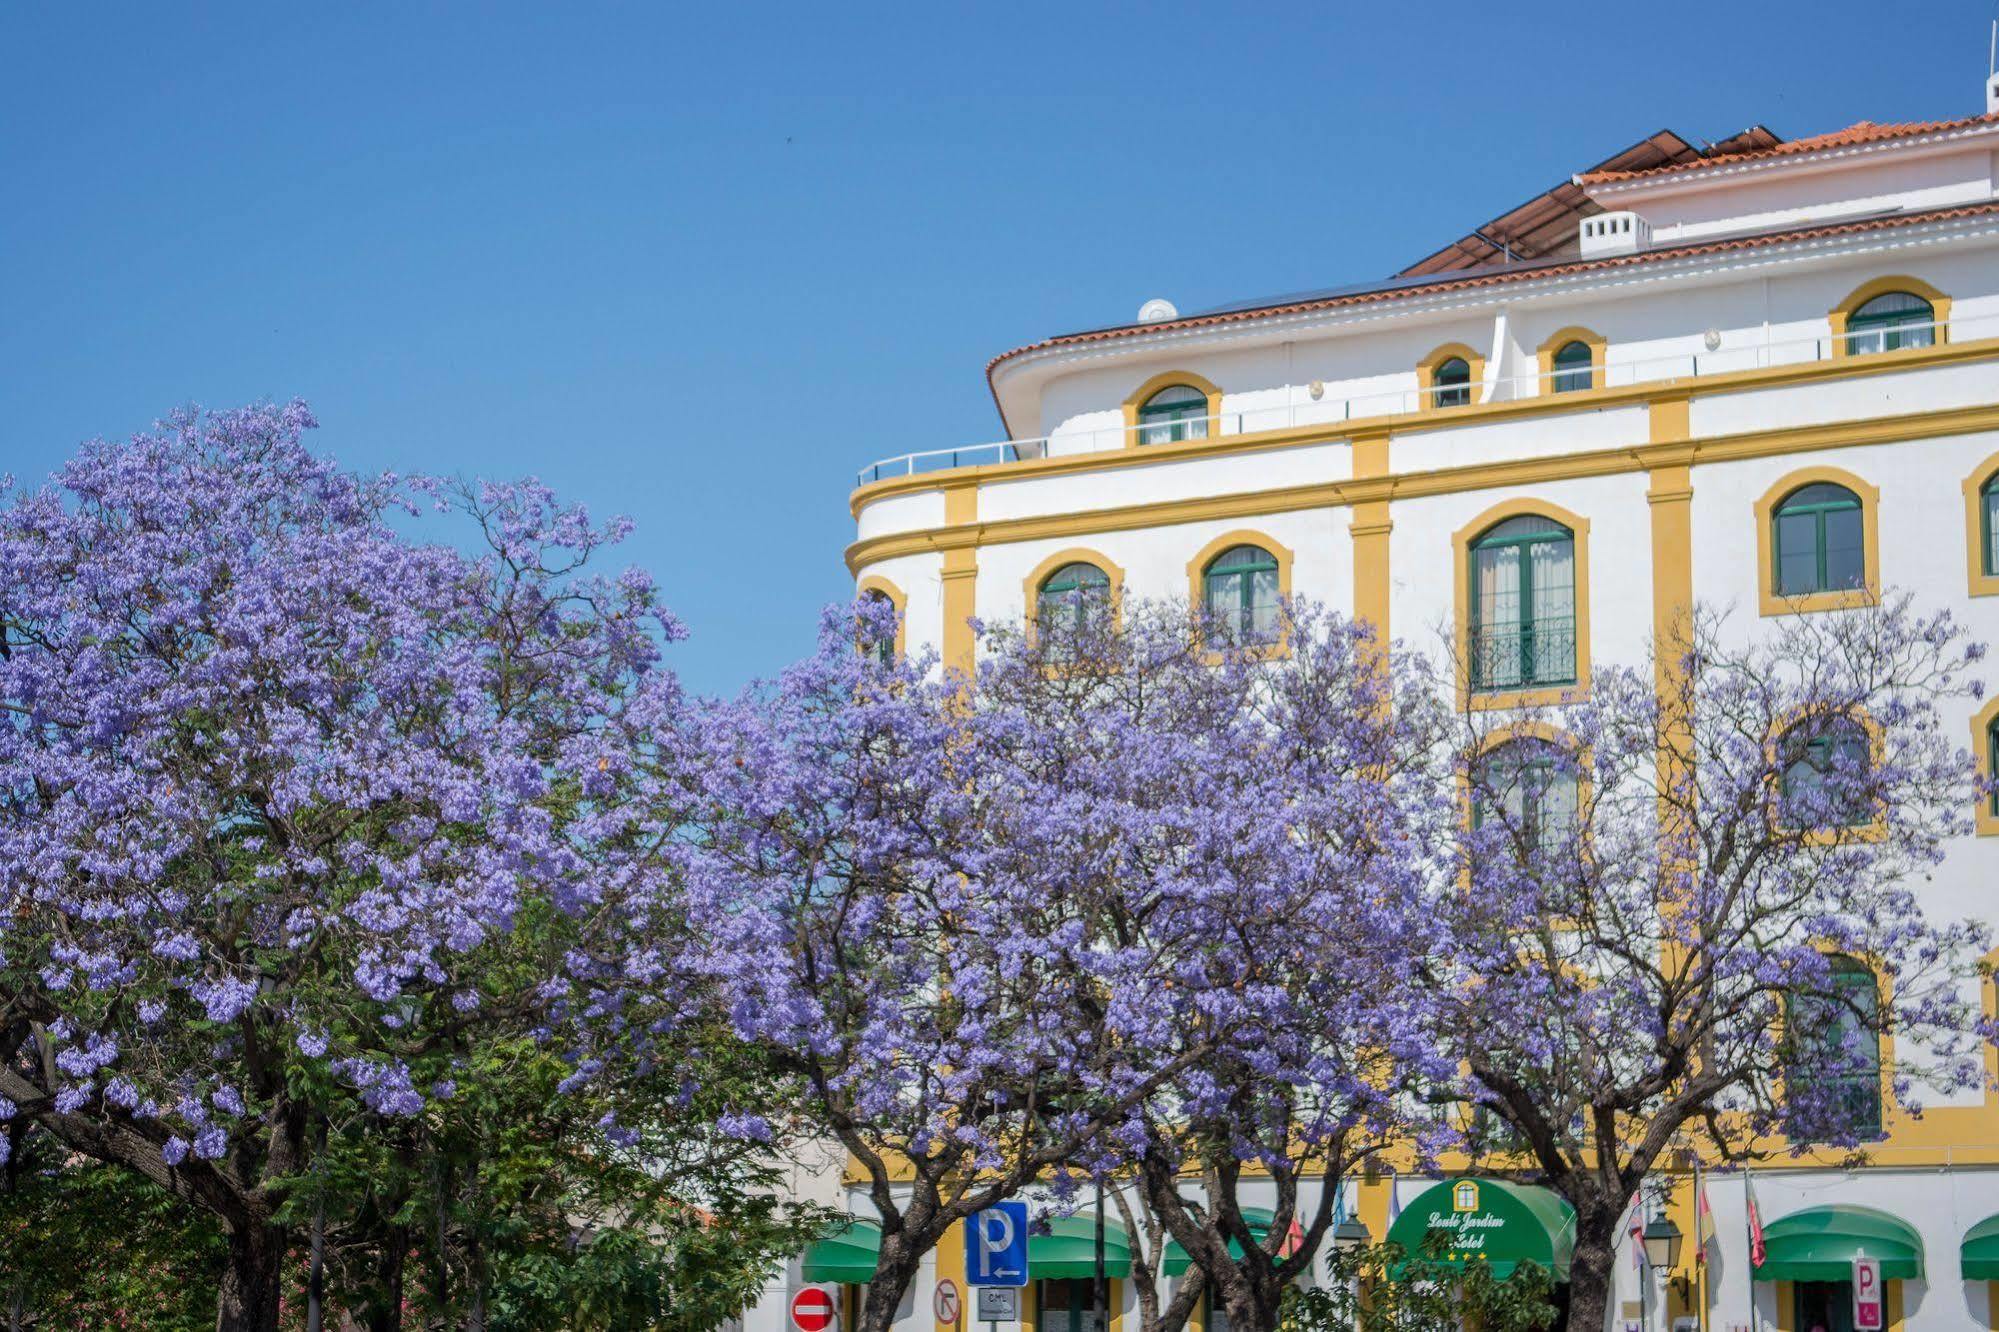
[1534,326,1608,395]
[1765,704,1890,845]
[1461,722,1594,927]
[1828,274,1953,358]
[1416,342,1486,413]
[1961,448,1999,598]
[1185,528,1295,661]
[856,575,908,661]
[1450,498,1592,711]
[1021,547,1126,648]
[1777,947,1894,1149]
[1972,696,1999,839]
[1751,465,1881,618]
[1122,370,1223,449]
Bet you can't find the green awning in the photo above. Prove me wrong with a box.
[1029,1214,1133,1279]
[1963,1214,1999,1280]
[1384,1179,1577,1282]
[1754,1205,1923,1282]
[1161,1207,1298,1276]
[802,1218,881,1284]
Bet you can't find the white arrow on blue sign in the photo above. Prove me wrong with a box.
[965,1202,1029,1287]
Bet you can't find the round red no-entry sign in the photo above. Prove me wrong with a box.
[792,1286,838,1332]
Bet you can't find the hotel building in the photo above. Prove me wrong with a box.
[759,82,1999,1332]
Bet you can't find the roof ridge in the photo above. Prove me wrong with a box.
[1578,110,1999,185]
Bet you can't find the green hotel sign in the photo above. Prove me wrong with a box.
[1384,1179,1578,1282]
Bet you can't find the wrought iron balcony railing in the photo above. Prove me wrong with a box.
[1468,616,1577,693]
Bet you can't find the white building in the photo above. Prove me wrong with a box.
[762,89,1999,1332]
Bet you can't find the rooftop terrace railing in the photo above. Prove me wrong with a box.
[855,313,1995,488]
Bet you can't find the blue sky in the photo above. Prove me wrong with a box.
[5,2,1995,694]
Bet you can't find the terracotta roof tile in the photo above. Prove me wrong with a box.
[1577,111,1999,184]
[985,199,1999,384]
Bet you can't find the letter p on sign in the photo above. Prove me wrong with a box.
[1852,1256,1882,1330]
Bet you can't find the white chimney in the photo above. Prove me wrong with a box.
[1579,211,1652,258]
[1987,67,1999,115]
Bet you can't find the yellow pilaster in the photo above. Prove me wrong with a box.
[941,482,979,678]
[1349,431,1393,647]
[937,1219,967,1332]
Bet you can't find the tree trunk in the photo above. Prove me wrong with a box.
[366,1227,410,1332]
[1215,1270,1285,1332]
[858,1231,927,1332]
[306,1195,327,1332]
[215,1221,286,1332]
[1563,1234,1616,1332]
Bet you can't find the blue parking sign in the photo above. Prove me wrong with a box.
[965,1201,1028,1286]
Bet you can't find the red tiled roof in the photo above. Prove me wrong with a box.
[984,199,1999,385]
[1578,112,1999,184]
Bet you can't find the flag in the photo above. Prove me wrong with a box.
[1384,1169,1402,1228]
[1744,1168,1766,1270]
[1695,1164,1716,1266]
[1620,1187,1644,1270]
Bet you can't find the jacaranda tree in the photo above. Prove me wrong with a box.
[0,402,712,1331]
[1439,598,1991,1332]
[975,599,1458,1332]
[668,601,1273,1332]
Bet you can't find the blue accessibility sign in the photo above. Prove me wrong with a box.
[965,1201,1029,1286]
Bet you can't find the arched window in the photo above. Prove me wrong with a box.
[1786,955,1883,1141]
[1202,544,1281,643]
[1136,384,1210,445]
[1778,713,1873,830]
[1982,475,1999,578]
[1550,340,1594,393]
[1432,356,1471,408]
[1469,516,1576,692]
[1772,482,1865,598]
[1844,290,1935,355]
[1987,714,1999,820]
[1471,737,1579,855]
[1035,561,1111,639]
[858,587,899,667]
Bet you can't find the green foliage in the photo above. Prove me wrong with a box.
[1285,1237,1558,1332]
[0,1127,228,1330]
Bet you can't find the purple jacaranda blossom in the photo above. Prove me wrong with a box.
[0,402,704,1312]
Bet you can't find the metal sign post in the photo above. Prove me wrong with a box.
[966,1202,1028,1332]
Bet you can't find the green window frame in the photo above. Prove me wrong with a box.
[1036,562,1111,640]
[1785,955,1883,1142]
[1845,291,1935,355]
[1431,356,1471,408]
[1982,475,1999,578]
[1471,738,1579,855]
[1988,716,1999,818]
[1202,544,1280,644]
[1779,715,1873,830]
[1771,483,1865,597]
[1468,516,1576,692]
[1038,1281,1108,1332]
[860,589,897,668]
[1136,385,1209,446]
[1550,340,1594,393]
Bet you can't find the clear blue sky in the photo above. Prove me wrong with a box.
[5,2,1995,694]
